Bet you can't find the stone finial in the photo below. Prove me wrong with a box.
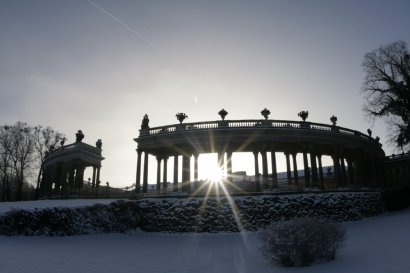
[367,128,372,137]
[176,113,188,124]
[75,130,84,142]
[298,111,309,122]
[218,109,228,120]
[96,139,102,149]
[330,115,337,126]
[261,108,271,120]
[141,114,150,130]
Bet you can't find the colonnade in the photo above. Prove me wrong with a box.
[40,163,101,197]
[135,145,383,194]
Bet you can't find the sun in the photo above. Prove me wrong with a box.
[199,154,225,183]
[207,166,224,184]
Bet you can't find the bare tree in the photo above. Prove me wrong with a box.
[8,122,36,201]
[0,125,13,201]
[33,126,64,197]
[362,40,410,150]
[0,122,65,201]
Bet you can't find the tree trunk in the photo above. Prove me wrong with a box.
[35,167,42,199]
[1,174,6,202]
[15,169,24,201]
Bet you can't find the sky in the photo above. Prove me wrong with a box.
[1,0,410,188]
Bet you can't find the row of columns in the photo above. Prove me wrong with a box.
[137,149,234,194]
[40,163,101,197]
[135,146,384,194]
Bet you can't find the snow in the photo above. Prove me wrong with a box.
[0,201,409,273]
[0,199,120,215]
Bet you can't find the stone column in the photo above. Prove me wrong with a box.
[332,147,341,188]
[227,151,233,183]
[39,168,47,197]
[182,154,191,193]
[253,151,260,191]
[95,165,101,189]
[193,154,199,181]
[262,150,269,190]
[67,165,75,188]
[218,151,225,178]
[73,165,80,190]
[303,151,310,187]
[55,165,63,194]
[46,166,56,197]
[79,165,85,189]
[271,150,278,188]
[60,166,68,196]
[135,149,142,193]
[310,150,318,187]
[285,152,292,185]
[91,166,96,188]
[49,166,57,195]
[347,159,355,188]
[156,157,161,194]
[340,157,347,187]
[317,155,324,189]
[163,156,168,193]
[292,153,298,186]
[143,152,149,193]
[193,154,199,191]
[173,155,179,192]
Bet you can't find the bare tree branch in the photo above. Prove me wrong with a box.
[362,40,410,151]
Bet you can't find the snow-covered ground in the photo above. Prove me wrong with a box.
[0,201,409,273]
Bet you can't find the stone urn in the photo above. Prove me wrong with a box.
[298,111,309,122]
[261,108,271,120]
[330,115,337,126]
[176,113,188,124]
[218,109,228,120]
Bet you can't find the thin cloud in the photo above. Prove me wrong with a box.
[87,0,154,47]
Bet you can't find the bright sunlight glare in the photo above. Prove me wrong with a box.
[199,154,224,182]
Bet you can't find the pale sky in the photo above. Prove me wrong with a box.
[1,0,409,188]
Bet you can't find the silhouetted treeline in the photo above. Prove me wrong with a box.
[0,122,64,201]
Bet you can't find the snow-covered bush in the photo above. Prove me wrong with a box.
[382,188,410,211]
[0,201,141,236]
[259,217,346,267]
[138,192,384,232]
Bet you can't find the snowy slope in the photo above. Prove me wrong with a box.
[0,202,409,273]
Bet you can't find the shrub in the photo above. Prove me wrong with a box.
[259,217,346,267]
[0,201,141,236]
[382,188,410,211]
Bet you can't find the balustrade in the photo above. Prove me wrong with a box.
[141,119,377,146]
